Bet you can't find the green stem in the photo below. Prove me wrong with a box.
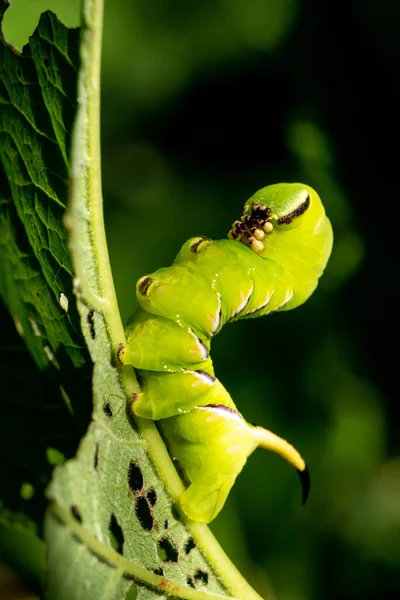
[68,1,264,598]
[68,0,126,344]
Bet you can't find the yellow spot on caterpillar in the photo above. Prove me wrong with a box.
[192,379,204,388]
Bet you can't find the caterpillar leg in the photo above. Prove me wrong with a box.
[180,475,237,523]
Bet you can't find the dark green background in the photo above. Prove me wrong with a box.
[2,1,399,599]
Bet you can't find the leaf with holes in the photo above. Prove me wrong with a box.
[0,0,264,598]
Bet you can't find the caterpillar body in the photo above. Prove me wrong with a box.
[120,183,333,523]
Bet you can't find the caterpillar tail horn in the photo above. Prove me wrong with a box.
[254,426,310,505]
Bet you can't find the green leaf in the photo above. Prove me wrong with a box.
[0,2,87,373]
[1,1,264,598]
[0,0,91,552]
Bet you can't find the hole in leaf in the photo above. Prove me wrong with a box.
[164,520,169,530]
[194,569,209,586]
[146,488,157,506]
[103,403,113,418]
[187,577,195,589]
[135,497,153,531]
[157,538,179,563]
[152,568,163,577]
[128,462,143,492]
[71,505,82,523]
[109,513,124,554]
[94,442,99,470]
[184,537,196,554]
[87,309,96,339]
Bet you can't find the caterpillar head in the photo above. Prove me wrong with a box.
[229,183,328,256]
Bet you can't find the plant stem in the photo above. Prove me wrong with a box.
[68,1,265,598]
[69,0,126,347]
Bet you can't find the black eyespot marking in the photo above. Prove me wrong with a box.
[135,496,154,531]
[71,505,82,523]
[190,237,207,253]
[138,276,155,296]
[109,513,124,553]
[87,309,96,339]
[164,519,169,530]
[152,567,164,577]
[103,403,113,418]
[277,195,310,225]
[146,488,157,506]
[184,537,196,554]
[194,569,209,586]
[128,462,144,492]
[157,537,179,563]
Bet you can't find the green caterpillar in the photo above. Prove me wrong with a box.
[120,183,333,523]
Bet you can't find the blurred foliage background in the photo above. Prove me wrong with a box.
[2,1,400,599]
